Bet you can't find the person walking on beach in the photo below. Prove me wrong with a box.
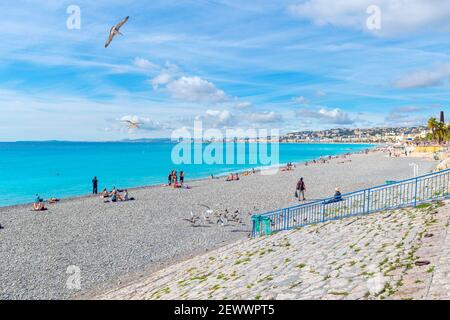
[296,177,306,201]
[92,176,98,194]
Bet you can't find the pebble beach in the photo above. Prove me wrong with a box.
[0,151,439,299]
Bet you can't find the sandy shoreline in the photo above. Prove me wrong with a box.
[0,151,439,299]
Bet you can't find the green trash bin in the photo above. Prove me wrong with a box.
[252,216,261,236]
[262,217,272,236]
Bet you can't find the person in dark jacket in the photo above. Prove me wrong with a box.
[92,176,98,194]
[296,177,306,201]
[180,171,185,185]
[333,188,342,201]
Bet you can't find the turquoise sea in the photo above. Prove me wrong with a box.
[0,141,374,207]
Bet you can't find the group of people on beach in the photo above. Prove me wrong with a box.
[282,162,296,171]
[92,176,134,202]
[226,173,240,181]
[167,170,186,188]
[226,168,257,180]
[101,187,134,202]
[32,194,59,211]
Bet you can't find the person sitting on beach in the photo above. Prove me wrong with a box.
[121,190,135,201]
[110,187,120,202]
[173,181,182,188]
[323,188,343,205]
[333,188,342,201]
[101,188,109,198]
[226,173,233,181]
[234,173,240,181]
[33,194,46,211]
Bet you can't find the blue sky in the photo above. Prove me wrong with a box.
[1,0,450,141]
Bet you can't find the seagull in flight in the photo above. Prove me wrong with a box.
[105,16,129,48]
[121,120,141,129]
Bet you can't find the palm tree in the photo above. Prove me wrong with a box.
[445,123,450,142]
[427,117,439,142]
[436,122,446,144]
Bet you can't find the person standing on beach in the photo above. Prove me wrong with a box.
[92,176,98,194]
[296,178,306,201]
[180,171,185,185]
[168,172,173,186]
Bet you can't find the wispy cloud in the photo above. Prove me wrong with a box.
[296,107,355,125]
[289,0,450,36]
[166,76,228,102]
[393,64,450,89]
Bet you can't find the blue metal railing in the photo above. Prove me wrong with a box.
[252,168,450,237]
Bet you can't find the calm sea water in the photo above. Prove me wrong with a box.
[0,141,373,207]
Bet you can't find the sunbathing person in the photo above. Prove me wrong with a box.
[121,190,135,201]
[234,173,240,181]
[33,195,46,211]
[226,173,233,181]
[48,198,60,204]
[173,181,182,189]
[110,187,119,202]
[101,188,109,198]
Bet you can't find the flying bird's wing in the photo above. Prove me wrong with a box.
[121,120,141,129]
[105,26,116,48]
[116,16,129,30]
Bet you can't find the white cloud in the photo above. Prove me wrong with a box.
[292,96,309,104]
[133,57,158,70]
[195,109,235,128]
[249,111,283,123]
[150,72,172,89]
[234,101,252,109]
[297,107,354,125]
[289,0,450,36]
[167,76,228,103]
[393,64,450,89]
[316,90,326,97]
[384,105,428,126]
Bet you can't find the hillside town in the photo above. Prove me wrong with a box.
[280,126,429,143]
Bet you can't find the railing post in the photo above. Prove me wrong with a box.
[321,203,325,222]
[367,188,371,214]
[363,189,367,214]
[287,208,290,229]
[414,177,418,207]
